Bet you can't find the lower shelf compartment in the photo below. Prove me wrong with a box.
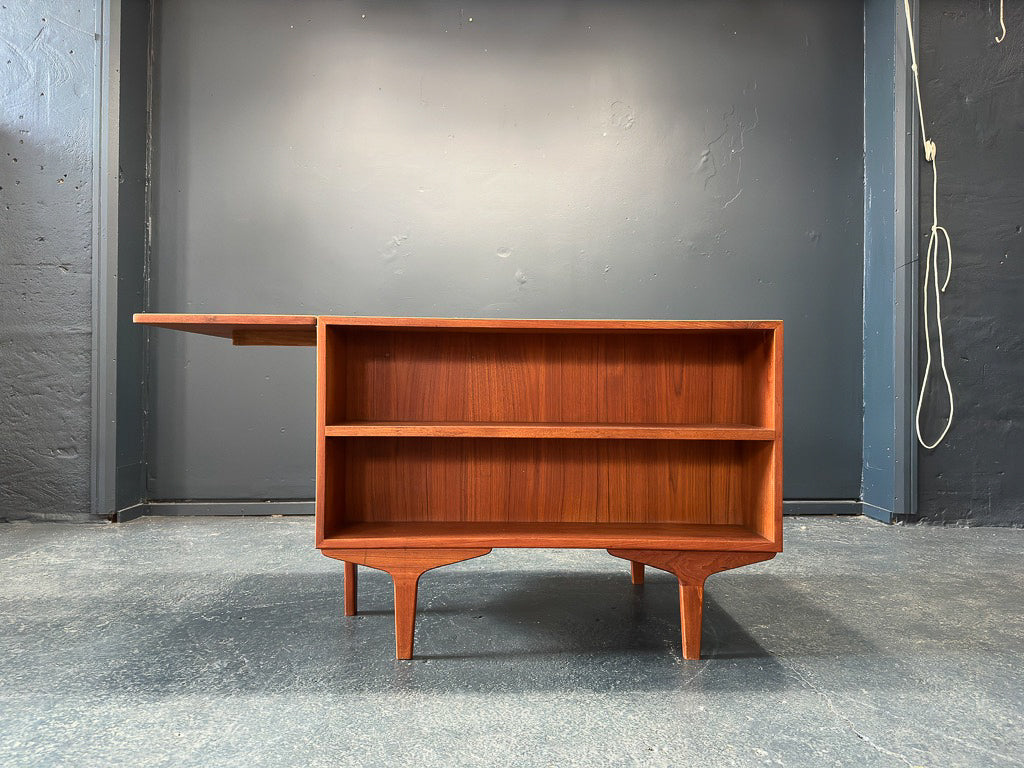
[318,522,776,551]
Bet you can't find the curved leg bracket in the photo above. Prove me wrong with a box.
[607,549,775,660]
[323,548,491,659]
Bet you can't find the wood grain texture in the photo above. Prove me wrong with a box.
[607,549,777,584]
[630,561,645,585]
[134,313,317,344]
[325,422,775,440]
[332,437,768,526]
[320,316,782,331]
[232,328,317,346]
[315,320,329,544]
[323,548,491,659]
[343,561,357,616]
[679,584,704,660]
[337,329,769,426]
[320,522,774,550]
[770,325,784,548]
[607,549,777,659]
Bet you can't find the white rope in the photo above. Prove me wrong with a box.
[904,0,955,449]
[996,0,1007,43]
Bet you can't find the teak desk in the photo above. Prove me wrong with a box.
[135,314,783,660]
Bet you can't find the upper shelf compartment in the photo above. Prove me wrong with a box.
[323,322,780,430]
[133,313,317,346]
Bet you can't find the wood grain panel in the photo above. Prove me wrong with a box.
[321,522,774,551]
[338,330,761,425]
[329,437,766,528]
[743,331,775,428]
[324,422,774,439]
[709,442,744,526]
[315,321,329,544]
[134,313,316,344]
[623,334,712,424]
[742,443,775,537]
[319,317,782,331]
[231,328,317,346]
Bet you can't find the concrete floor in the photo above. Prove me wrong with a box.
[0,517,1020,768]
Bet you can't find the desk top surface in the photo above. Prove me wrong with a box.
[134,313,315,335]
[134,314,781,346]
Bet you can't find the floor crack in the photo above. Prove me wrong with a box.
[784,663,920,767]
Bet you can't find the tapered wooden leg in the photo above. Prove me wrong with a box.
[679,583,704,660]
[630,561,645,585]
[607,549,775,660]
[392,573,420,660]
[322,547,491,659]
[344,561,357,616]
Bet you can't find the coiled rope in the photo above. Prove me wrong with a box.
[904,0,955,449]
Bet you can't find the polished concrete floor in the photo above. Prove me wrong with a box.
[0,516,1021,767]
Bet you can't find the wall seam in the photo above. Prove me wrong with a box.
[91,0,120,520]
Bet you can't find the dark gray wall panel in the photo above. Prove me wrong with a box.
[861,0,918,524]
[148,0,865,501]
[116,0,150,510]
[916,0,1024,525]
[862,0,898,519]
[0,3,97,521]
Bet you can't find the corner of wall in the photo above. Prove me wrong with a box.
[860,0,918,525]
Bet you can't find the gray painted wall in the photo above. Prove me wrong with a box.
[916,0,1024,525]
[147,0,866,503]
[0,2,97,521]
[862,0,900,521]
[861,0,918,524]
[115,0,150,511]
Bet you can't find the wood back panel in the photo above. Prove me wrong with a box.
[323,437,771,532]
[331,328,773,427]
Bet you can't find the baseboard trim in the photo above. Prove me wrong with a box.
[860,500,896,524]
[783,500,862,516]
[117,499,862,521]
[117,500,314,521]
[114,503,147,523]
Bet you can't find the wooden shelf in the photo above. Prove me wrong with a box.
[321,521,775,551]
[325,421,775,440]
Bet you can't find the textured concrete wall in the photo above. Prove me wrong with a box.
[916,1,1024,525]
[0,3,97,521]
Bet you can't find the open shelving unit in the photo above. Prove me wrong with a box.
[316,317,782,551]
[136,313,782,660]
